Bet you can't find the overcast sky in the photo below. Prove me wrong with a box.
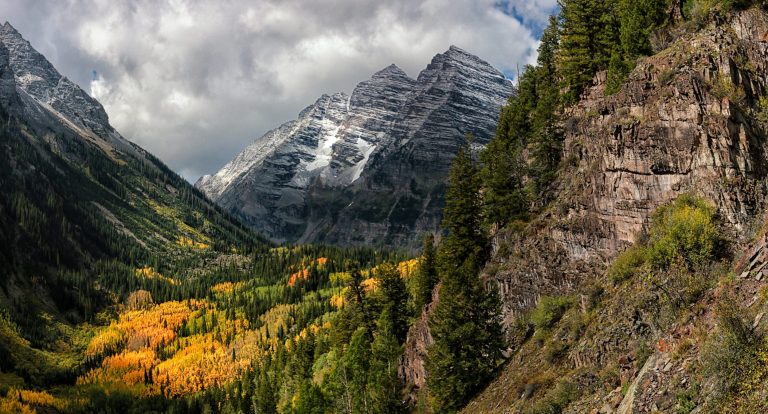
[0,0,558,182]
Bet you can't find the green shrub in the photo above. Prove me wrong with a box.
[683,0,761,27]
[756,96,768,128]
[608,195,717,285]
[658,69,676,86]
[646,195,717,271]
[531,296,574,331]
[544,341,569,363]
[676,385,698,414]
[636,341,653,368]
[524,380,580,414]
[605,52,633,95]
[702,298,762,399]
[608,245,647,284]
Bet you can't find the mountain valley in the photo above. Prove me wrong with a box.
[5,1,768,413]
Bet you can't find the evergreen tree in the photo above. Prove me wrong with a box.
[331,327,372,414]
[439,141,488,271]
[368,310,406,414]
[426,260,505,412]
[618,0,667,58]
[605,49,632,95]
[480,16,561,227]
[347,266,374,333]
[427,140,505,412]
[412,233,438,313]
[377,263,410,343]
[529,16,563,196]
[558,0,620,102]
[481,71,535,228]
[606,0,669,95]
[292,381,326,414]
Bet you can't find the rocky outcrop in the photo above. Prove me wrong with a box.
[197,46,513,248]
[0,41,18,110]
[399,284,438,402]
[0,21,140,161]
[487,7,768,325]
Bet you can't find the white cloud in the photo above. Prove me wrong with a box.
[0,0,557,182]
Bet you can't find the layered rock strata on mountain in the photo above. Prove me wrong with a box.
[490,6,768,325]
[402,8,768,405]
[0,22,140,160]
[197,46,513,248]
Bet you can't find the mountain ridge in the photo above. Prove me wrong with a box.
[0,19,264,365]
[197,45,513,248]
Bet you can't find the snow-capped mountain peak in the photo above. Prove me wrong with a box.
[196,47,513,247]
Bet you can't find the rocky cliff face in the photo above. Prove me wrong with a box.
[0,41,18,110]
[487,7,768,324]
[398,7,768,408]
[197,46,513,248]
[454,6,768,413]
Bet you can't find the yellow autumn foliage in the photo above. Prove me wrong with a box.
[135,267,179,285]
[178,236,210,250]
[79,299,267,397]
[86,325,126,358]
[397,258,419,278]
[0,389,69,413]
[210,281,243,294]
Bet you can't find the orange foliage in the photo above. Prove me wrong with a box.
[101,349,156,371]
[287,269,310,286]
[80,299,265,397]
[287,257,329,286]
[154,331,258,396]
[117,301,196,349]
[361,277,379,292]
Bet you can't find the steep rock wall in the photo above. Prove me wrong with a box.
[488,8,768,325]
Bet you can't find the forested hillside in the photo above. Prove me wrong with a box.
[5,0,768,413]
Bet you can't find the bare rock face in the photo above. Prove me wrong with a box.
[488,8,768,325]
[197,46,513,248]
[0,41,18,110]
[399,285,438,402]
[0,22,140,160]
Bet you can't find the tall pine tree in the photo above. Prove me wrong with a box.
[481,65,536,229]
[529,16,563,198]
[377,262,409,343]
[481,16,562,224]
[426,259,504,413]
[368,310,406,414]
[412,233,437,313]
[558,0,620,102]
[439,140,488,271]
[427,141,504,412]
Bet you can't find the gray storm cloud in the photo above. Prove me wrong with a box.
[0,0,557,182]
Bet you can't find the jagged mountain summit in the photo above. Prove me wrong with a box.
[196,46,513,248]
[0,22,141,159]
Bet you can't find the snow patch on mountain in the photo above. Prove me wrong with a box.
[196,45,514,247]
